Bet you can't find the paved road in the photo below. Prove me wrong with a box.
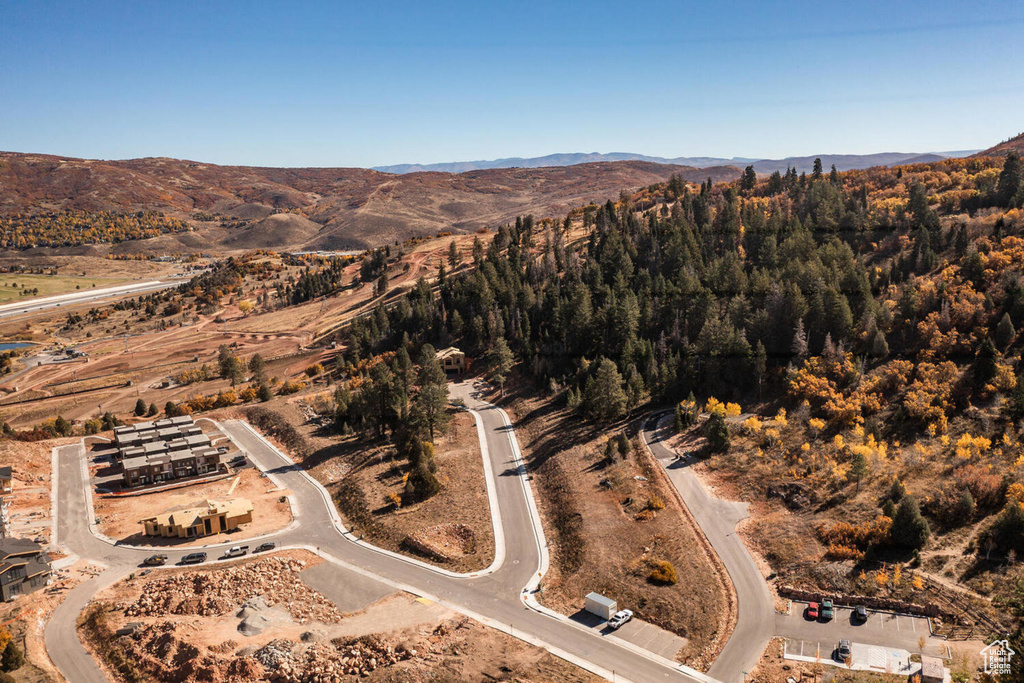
[642,414,775,683]
[46,385,714,683]
[0,280,178,320]
[641,413,953,682]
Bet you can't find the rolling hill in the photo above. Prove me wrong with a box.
[0,152,740,252]
[975,132,1024,157]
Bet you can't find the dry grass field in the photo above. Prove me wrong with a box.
[502,386,731,668]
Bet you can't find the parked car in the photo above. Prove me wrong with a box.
[853,605,868,623]
[820,600,834,620]
[836,639,852,663]
[142,554,167,566]
[806,602,819,620]
[254,542,276,553]
[181,552,207,565]
[224,545,249,558]
[608,609,634,630]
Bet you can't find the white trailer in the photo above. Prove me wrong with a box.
[584,592,617,620]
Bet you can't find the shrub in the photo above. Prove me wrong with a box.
[1,640,23,671]
[646,495,665,511]
[648,560,678,585]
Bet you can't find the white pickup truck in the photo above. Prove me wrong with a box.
[224,545,249,558]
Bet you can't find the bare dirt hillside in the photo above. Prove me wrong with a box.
[975,132,1024,157]
[0,152,741,250]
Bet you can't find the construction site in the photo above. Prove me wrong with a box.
[80,550,602,683]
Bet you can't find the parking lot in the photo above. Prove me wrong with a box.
[776,602,944,655]
[784,638,915,673]
[569,611,687,660]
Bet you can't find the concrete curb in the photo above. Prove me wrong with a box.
[221,419,504,579]
[464,405,506,574]
[75,431,299,553]
[472,393,721,683]
[295,542,636,683]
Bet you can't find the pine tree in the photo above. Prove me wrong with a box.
[741,165,757,193]
[889,497,930,550]
[54,415,71,437]
[582,358,628,422]
[448,240,460,268]
[997,151,1024,208]
[812,158,823,180]
[996,312,1016,349]
[484,338,514,396]
[134,398,148,416]
[974,337,999,388]
[753,341,767,399]
[869,328,889,357]
[147,402,158,417]
[705,411,730,453]
[413,344,451,441]
[849,450,867,491]
[791,319,809,358]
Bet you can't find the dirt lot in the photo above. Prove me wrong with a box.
[247,395,496,574]
[94,468,293,547]
[0,439,56,545]
[79,550,601,683]
[500,385,730,669]
[326,410,495,572]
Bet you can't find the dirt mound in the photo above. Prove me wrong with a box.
[224,213,323,249]
[237,596,293,636]
[404,523,477,562]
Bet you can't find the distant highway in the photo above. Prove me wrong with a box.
[0,279,179,320]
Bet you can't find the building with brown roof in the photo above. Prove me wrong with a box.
[141,498,254,539]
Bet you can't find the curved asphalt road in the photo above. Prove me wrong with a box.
[47,385,717,683]
[642,413,775,683]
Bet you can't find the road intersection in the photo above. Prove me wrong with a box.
[44,388,947,682]
[45,384,716,683]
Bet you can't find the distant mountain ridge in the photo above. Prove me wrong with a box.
[0,152,738,252]
[376,150,980,175]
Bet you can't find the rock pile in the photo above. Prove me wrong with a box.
[124,557,341,624]
[252,636,414,682]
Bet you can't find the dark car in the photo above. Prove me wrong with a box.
[836,639,852,663]
[142,554,168,566]
[820,600,835,621]
[254,542,276,553]
[853,605,868,623]
[181,552,207,565]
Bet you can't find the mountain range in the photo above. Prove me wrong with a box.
[0,153,738,253]
[375,150,981,175]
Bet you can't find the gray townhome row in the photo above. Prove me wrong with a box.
[112,416,224,488]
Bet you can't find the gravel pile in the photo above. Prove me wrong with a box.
[124,557,341,623]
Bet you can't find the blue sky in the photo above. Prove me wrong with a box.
[1,0,1021,167]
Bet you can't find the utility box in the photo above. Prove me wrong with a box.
[584,592,617,620]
